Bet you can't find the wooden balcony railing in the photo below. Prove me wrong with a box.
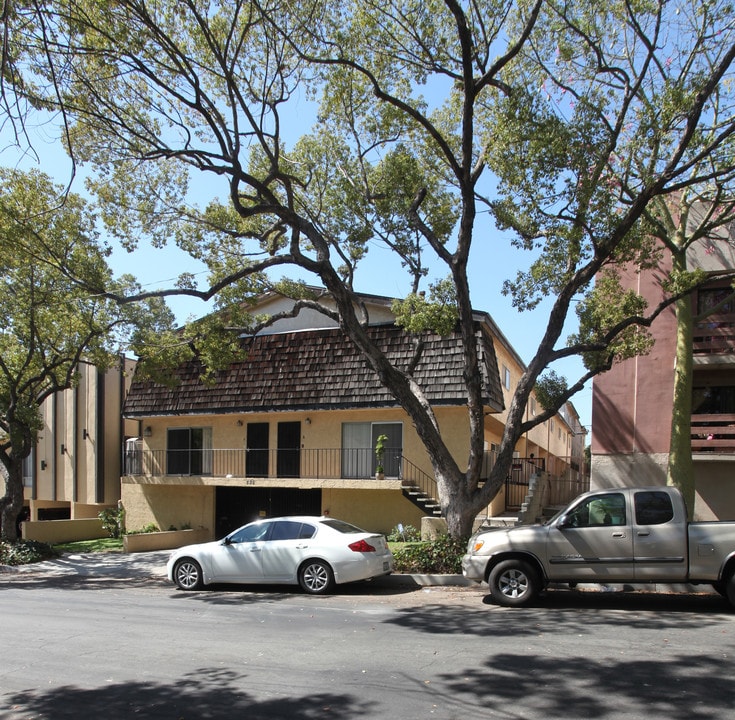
[691,414,735,453]
[693,313,735,355]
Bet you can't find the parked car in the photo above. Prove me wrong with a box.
[462,486,735,607]
[167,516,393,594]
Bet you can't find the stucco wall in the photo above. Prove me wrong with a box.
[591,451,735,521]
[22,518,106,543]
[121,482,214,534]
[321,488,425,535]
[590,452,669,490]
[693,459,735,521]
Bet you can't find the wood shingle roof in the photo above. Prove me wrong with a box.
[123,323,504,416]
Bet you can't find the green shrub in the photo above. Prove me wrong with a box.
[0,539,58,566]
[126,522,160,535]
[387,523,421,542]
[98,507,125,538]
[391,534,467,574]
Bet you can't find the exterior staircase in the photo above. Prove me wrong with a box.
[400,482,443,516]
[399,457,442,516]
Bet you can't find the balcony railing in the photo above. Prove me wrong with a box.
[693,312,735,355]
[123,445,589,514]
[691,414,735,453]
[124,447,405,480]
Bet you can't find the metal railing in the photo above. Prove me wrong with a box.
[123,445,588,514]
[124,446,404,480]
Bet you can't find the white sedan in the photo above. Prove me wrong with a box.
[167,516,393,594]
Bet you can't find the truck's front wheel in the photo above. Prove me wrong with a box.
[488,559,539,608]
[725,572,735,609]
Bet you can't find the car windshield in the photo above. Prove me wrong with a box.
[319,519,366,534]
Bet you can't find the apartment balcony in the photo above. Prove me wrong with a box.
[124,447,410,483]
[691,414,735,454]
[693,312,735,361]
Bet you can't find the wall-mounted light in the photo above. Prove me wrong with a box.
[236,419,244,426]
[40,460,47,471]
[143,426,152,437]
[304,418,311,425]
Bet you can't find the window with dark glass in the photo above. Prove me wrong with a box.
[634,491,674,525]
[270,520,316,541]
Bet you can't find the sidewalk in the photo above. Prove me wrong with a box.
[1,550,473,587]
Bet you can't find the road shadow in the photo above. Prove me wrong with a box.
[2,667,373,720]
[386,588,732,636]
[434,649,735,720]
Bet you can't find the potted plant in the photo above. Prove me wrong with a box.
[375,434,388,479]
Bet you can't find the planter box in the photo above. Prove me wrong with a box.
[123,528,210,553]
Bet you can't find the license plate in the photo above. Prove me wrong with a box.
[383,561,389,571]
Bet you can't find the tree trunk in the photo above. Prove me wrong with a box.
[667,260,695,519]
[0,458,25,542]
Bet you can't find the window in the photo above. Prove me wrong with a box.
[565,493,626,527]
[697,287,735,314]
[270,521,316,541]
[229,521,272,543]
[341,422,402,478]
[692,385,735,415]
[320,518,365,533]
[167,427,212,475]
[22,450,34,488]
[634,491,674,525]
[502,366,511,390]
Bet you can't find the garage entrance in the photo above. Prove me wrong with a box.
[215,486,322,538]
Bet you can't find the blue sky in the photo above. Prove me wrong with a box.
[3,114,593,436]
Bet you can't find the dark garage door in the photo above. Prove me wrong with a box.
[215,486,322,538]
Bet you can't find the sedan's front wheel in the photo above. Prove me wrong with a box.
[298,559,335,594]
[173,558,203,591]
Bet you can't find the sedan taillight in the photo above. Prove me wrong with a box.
[348,539,376,552]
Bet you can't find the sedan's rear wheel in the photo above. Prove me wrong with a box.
[173,558,203,591]
[299,559,335,594]
[488,559,539,607]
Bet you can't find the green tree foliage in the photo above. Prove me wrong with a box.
[4,0,735,536]
[0,168,168,540]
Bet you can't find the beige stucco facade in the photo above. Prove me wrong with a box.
[23,357,138,523]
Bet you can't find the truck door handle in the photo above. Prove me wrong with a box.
[612,532,626,538]
[637,531,650,537]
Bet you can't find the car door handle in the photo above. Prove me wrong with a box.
[612,532,627,538]
[637,531,650,537]
[250,547,261,552]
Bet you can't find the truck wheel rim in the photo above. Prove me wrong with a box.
[499,569,528,598]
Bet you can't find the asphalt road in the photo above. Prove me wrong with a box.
[1,554,734,720]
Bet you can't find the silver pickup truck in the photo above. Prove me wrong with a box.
[462,486,735,607]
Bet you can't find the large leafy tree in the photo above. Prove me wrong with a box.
[4,0,735,536]
[0,167,171,541]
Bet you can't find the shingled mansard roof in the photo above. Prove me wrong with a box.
[123,323,505,417]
